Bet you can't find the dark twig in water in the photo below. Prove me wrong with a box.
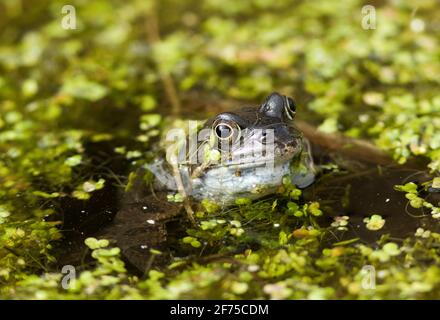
[294,120,393,166]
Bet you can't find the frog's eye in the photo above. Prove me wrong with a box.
[260,92,296,120]
[213,120,241,142]
[215,123,233,139]
[284,96,296,120]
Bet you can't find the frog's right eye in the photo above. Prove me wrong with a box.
[212,119,241,142]
[215,123,233,140]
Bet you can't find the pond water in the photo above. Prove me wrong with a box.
[52,104,440,274]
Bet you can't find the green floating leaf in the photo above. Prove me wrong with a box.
[60,76,108,101]
[201,199,220,213]
[394,182,418,193]
[235,197,252,206]
[85,237,110,250]
[82,179,105,193]
[432,177,440,189]
[363,214,385,231]
[92,247,120,258]
[140,114,162,130]
[382,242,400,256]
[72,190,90,200]
[139,95,157,111]
[65,155,82,167]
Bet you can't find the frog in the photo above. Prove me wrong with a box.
[147,92,316,206]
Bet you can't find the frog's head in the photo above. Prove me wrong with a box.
[148,92,314,205]
[200,92,302,168]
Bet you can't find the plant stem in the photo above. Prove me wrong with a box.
[145,0,182,115]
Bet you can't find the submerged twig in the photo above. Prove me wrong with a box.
[295,120,393,166]
[169,158,196,225]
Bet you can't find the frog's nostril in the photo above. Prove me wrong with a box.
[290,139,299,149]
[278,139,299,153]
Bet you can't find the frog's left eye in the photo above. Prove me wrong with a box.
[260,93,296,120]
[213,119,241,142]
[284,96,296,120]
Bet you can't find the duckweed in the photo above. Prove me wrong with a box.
[364,215,386,231]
